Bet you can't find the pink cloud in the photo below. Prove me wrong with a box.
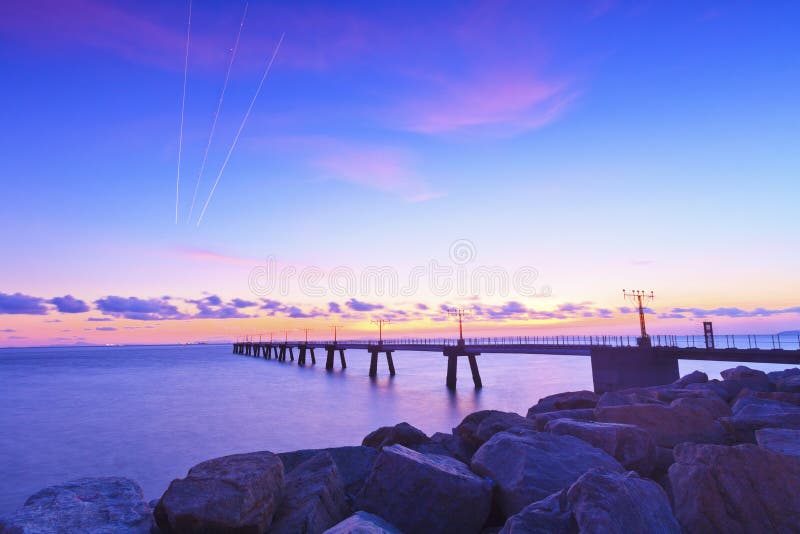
[397,73,578,136]
[314,146,442,202]
[173,246,258,267]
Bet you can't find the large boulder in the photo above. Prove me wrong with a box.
[669,442,800,533]
[414,432,476,463]
[470,428,623,518]
[595,389,663,408]
[279,446,377,497]
[685,379,740,402]
[734,389,800,407]
[532,408,595,431]
[768,368,800,392]
[500,469,679,534]
[362,422,430,449]
[755,428,800,458]
[358,445,492,534]
[720,366,772,392]
[0,477,153,534]
[454,410,536,448]
[545,419,657,476]
[154,451,284,533]
[323,511,402,534]
[269,452,349,534]
[722,396,800,442]
[673,370,708,388]
[595,402,726,448]
[526,391,598,416]
[670,395,731,419]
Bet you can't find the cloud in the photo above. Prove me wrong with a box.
[0,292,48,315]
[49,295,90,313]
[95,296,188,321]
[95,326,117,332]
[231,298,257,308]
[328,302,342,313]
[87,317,112,322]
[396,72,576,137]
[416,303,429,310]
[346,298,384,312]
[1,329,15,333]
[670,306,800,319]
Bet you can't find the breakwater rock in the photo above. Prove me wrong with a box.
[3,365,800,533]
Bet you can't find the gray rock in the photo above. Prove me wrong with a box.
[733,388,800,407]
[322,511,402,534]
[670,395,731,419]
[669,442,800,533]
[532,409,595,431]
[526,391,598,417]
[414,432,476,463]
[720,366,772,392]
[595,402,726,448]
[155,451,284,533]
[454,410,536,448]
[767,367,800,384]
[686,379,740,402]
[0,477,153,534]
[777,374,800,393]
[279,446,377,497]
[362,422,430,450]
[500,468,679,534]
[673,370,708,388]
[269,452,349,534]
[723,396,800,442]
[545,419,657,476]
[755,428,800,458]
[358,444,492,534]
[498,490,576,534]
[470,429,622,518]
[595,389,663,408]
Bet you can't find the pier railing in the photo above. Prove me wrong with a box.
[247,334,800,351]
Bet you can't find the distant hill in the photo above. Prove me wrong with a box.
[778,330,800,336]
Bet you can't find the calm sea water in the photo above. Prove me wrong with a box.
[0,344,793,514]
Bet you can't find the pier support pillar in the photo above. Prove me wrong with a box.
[590,347,679,393]
[310,348,316,365]
[326,348,335,370]
[446,355,458,389]
[369,351,378,377]
[298,346,307,366]
[340,349,347,369]
[387,352,396,376]
[468,354,482,389]
[325,346,347,370]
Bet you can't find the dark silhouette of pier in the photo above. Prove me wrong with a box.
[232,332,800,392]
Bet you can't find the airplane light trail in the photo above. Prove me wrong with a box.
[196,32,285,227]
[187,2,249,223]
[175,0,192,224]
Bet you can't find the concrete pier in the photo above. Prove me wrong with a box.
[368,347,395,377]
[590,346,679,393]
[324,345,347,370]
[443,344,482,389]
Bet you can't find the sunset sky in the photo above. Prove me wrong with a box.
[1,0,798,346]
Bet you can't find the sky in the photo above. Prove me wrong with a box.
[0,0,798,346]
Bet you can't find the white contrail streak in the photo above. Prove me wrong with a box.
[176,0,193,224]
[196,32,285,227]
[187,2,249,223]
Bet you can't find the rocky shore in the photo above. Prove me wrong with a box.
[3,365,800,533]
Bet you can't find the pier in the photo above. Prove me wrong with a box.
[232,333,800,392]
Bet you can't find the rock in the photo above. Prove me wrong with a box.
[155,451,284,533]
[595,402,726,448]
[733,389,800,407]
[498,490,576,534]
[279,446,377,497]
[358,445,492,534]
[526,391,598,416]
[669,442,800,533]
[545,419,657,476]
[673,370,708,388]
[595,389,663,408]
[755,428,800,458]
[470,429,622,518]
[532,409,595,431]
[414,432,476,463]
[670,396,731,419]
[323,511,402,534]
[722,396,800,442]
[454,410,536,448]
[720,366,772,392]
[0,477,153,534]
[767,367,800,386]
[362,422,430,449]
[500,468,679,534]
[776,374,800,393]
[686,379,740,402]
[269,452,349,534]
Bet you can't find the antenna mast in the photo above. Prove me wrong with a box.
[623,289,654,345]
